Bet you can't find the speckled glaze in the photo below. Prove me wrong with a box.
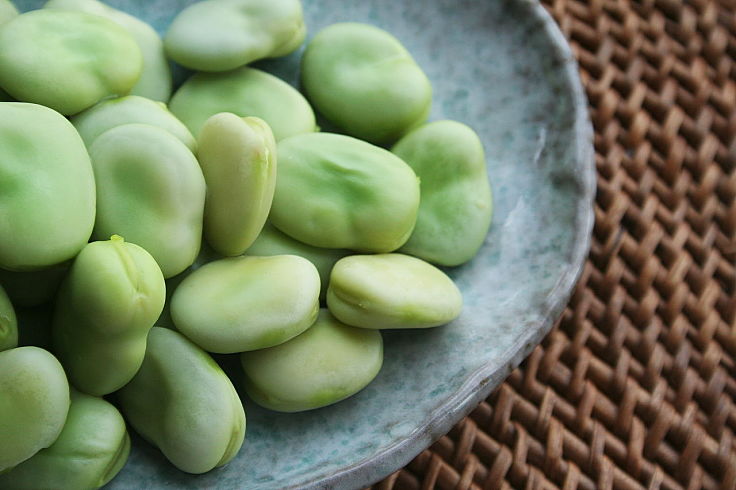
[14,1,595,488]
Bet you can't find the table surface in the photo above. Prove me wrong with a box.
[371,0,736,488]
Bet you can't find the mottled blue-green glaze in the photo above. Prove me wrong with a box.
[15,0,595,488]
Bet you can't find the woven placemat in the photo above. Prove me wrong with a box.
[370,0,736,488]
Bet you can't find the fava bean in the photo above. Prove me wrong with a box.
[169,66,316,140]
[0,346,70,472]
[165,0,305,72]
[0,103,96,271]
[0,0,16,25]
[72,95,196,151]
[301,23,431,145]
[0,390,130,489]
[117,327,246,474]
[52,237,165,396]
[171,255,319,353]
[241,309,382,412]
[246,221,349,301]
[198,113,276,256]
[44,0,172,102]
[392,121,493,266]
[89,124,206,278]
[327,253,462,329]
[0,283,17,351]
[271,132,420,252]
[0,10,142,115]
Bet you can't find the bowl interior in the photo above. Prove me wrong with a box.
[12,0,594,488]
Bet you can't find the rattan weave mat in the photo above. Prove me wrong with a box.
[370,0,736,488]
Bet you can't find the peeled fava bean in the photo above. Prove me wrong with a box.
[246,221,349,301]
[0,390,130,489]
[198,113,276,256]
[0,103,96,271]
[117,327,246,474]
[89,124,206,278]
[44,0,172,102]
[0,0,17,25]
[165,0,305,72]
[302,23,431,145]
[271,132,420,252]
[0,346,70,472]
[327,254,462,329]
[393,121,493,266]
[0,283,17,351]
[171,255,320,353]
[0,10,142,115]
[241,309,383,412]
[169,67,316,141]
[52,237,166,396]
[72,95,196,151]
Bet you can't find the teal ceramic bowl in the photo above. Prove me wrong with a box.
[14,0,595,488]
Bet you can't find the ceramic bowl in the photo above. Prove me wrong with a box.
[13,0,596,488]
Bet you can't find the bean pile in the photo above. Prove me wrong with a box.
[0,0,494,485]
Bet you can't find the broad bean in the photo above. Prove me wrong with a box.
[0,0,17,25]
[44,0,172,102]
[0,390,130,489]
[301,23,431,145]
[117,327,246,474]
[327,253,462,329]
[0,10,142,115]
[52,237,165,396]
[198,113,276,256]
[240,309,382,412]
[0,103,96,271]
[165,0,305,72]
[89,124,206,278]
[0,346,69,472]
[72,95,196,151]
[169,66,316,140]
[271,132,420,252]
[392,121,493,266]
[0,283,17,351]
[171,255,320,353]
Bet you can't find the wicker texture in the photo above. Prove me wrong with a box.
[372,0,736,488]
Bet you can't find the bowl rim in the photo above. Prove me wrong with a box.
[295,1,597,488]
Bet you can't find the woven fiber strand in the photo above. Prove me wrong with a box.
[371,0,736,488]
